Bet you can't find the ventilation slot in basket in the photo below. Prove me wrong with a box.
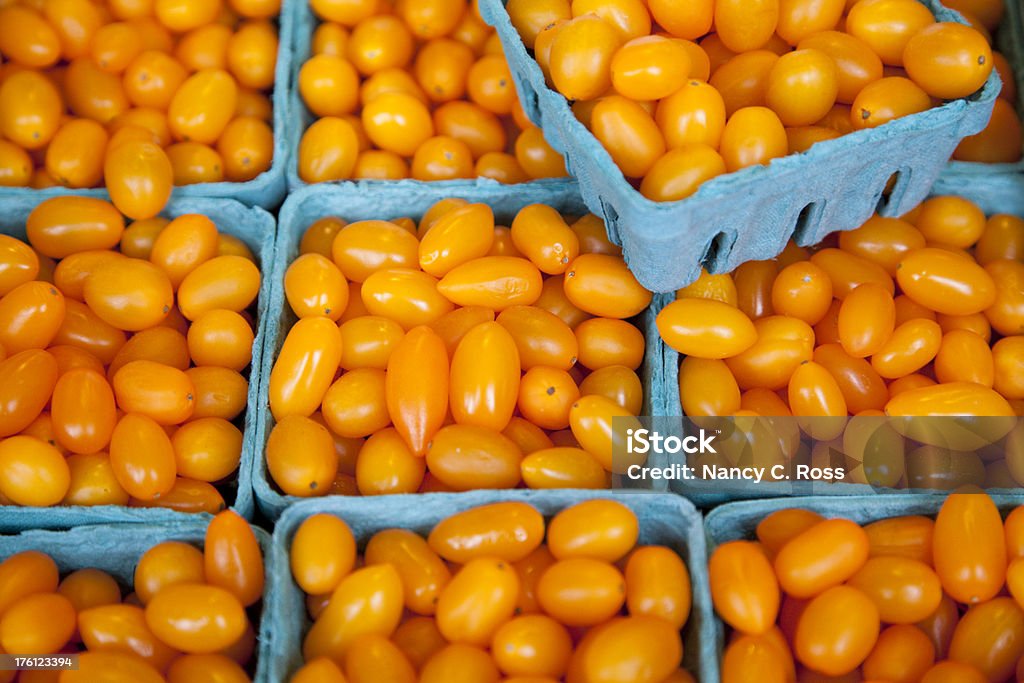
[876,169,909,215]
[702,232,735,271]
[791,202,824,246]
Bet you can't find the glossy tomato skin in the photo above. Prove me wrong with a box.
[205,510,265,607]
[385,325,449,456]
[795,585,879,676]
[303,564,404,662]
[428,501,544,563]
[709,540,779,634]
[933,492,1006,604]
[948,597,1024,682]
[268,317,343,420]
[50,368,117,455]
[774,518,869,597]
[144,583,247,654]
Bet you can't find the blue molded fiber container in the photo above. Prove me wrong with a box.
[0,518,271,675]
[252,181,671,518]
[283,0,577,195]
[255,490,714,683]
[0,197,275,531]
[656,192,1024,506]
[0,7,293,210]
[477,0,1001,293]
[933,0,1024,214]
[703,493,1024,682]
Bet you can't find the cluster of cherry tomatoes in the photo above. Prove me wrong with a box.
[0,509,264,683]
[266,200,654,497]
[0,196,260,513]
[288,498,694,683]
[0,0,280,218]
[506,0,1008,201]
[297,0,569,184]
[656,194,1024,488]
[712,491,1024,682]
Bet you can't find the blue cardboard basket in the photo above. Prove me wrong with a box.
[0,518,271,675]
[283,0,576,196]
[656,191,1024,507]
[477,0,1001,293]
[255,490,713,683]
[0,196,275,531]
[703,493,1024,682]
[934,0,1024,214]
[253,181,670,519]
[0,7,293,210]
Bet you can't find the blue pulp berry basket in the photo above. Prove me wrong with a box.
[283,0,577,195]
[655,193,1024,507]
[0,518,271,676]
[0,7,292,210]
[933,0,1024,214]
[255,490,713,683]
[0,196,275,531]
[477,0,1001,293]
[252,181,671,519]
[703,493,1024,682]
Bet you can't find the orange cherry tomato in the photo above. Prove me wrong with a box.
[547,499,637,562]
[582,616,683,683]
[838,282,895,357]
[510,205,580,276]
[419,203,495,278]
[933,492,1006,604]
[420,643,500,683]
[205,509,265,607]
[679,357,741,417]
[268,317,343,420]
[425,424,523,490]
[449,321,520,431]
[0,280,65,354]
[537,558,625,627]
[332,220,420,283]
[847,555,942,623]
[850,76,931,129]
[112,360,195,425]
[904,23,992,100]
[267,415,337,497]
[984,259,1024,337]
[437,257,543,310]
[720,106,787,172]
[78,604,179,671]
[0,592,75,656]
[775,518,869,597]
[766,48,839,126]
[428,501,544,563]
[845,0,934,66]
[0,435,70,507]
[109,412,176,500]
[710,540,780,634]
[548,15,622,101]
[756,508,824,557]
[26,197,124,260]
[812,343,888,413]
[495,305,577,371]
[303,564,404,662]
[771,261,833,326]
[0,71,62,150]
[947,597,1024,682]
[0,349,58,437]
[50,368,116,455]
[794,585,879,676]
[564,254,651,319]
[436,556,519,646]
[714,0,779,52]
[168,69,238,145]
[144,583,247,654]
[290,513,356,596]
[385,325,448,456]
